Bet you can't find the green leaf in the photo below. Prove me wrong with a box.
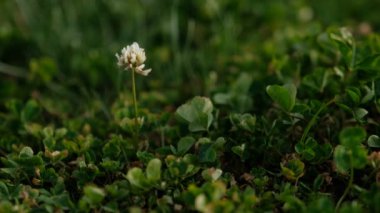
[281,159,305,181]
[175,96,214,132]
[329,28,354,47]
[17,155,44,167]
[266,83,297,111]
[313,175,325,191]
[316,143,333,162]
[361,85,375,104]
[19,146,34,158]
[213,137,226,149]
[21,99,40,123]
[42,126,55,138]
[368,135,380,148]
[43,138,56,150]
[302,69,330,93]
[102,141,121,159]
[0,182,9,199]
[146,158,161,183]
[0,201,13,212]
[125,159,162,190]
[230,113,256,133]
[213,93,231,105]
[336,127,367,171]
[0,168,18,179]
[302,149,316,161]
[231,144,245,159]
[306,197,334,213]
[213,73,253,113]
[296,137,332,163]
[355,56,380,81]
[334,145,350,173]
[55,128,68,139]
[40,168,59,185]
[199,143,217,163]
[305,137,318,149]
[29,57,58,83]
[339,127,367,148]
[282,195,306,212]
[177,136,196,156]
[346,87,361,105]
[201,168,223,182]
[339,201,364,213]
[353,108,368,121]
[165,154,200,179]
[100,159,121,172]
[5,99,22,116]
[136,151,155,164]
[351,145,368,169]
[63,140,80,153]
[231,73,253,94]
[126,168,149,190]
[83,185,105,205]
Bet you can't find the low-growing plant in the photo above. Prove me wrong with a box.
[1,1,380,212]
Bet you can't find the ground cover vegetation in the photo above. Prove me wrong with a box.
[1,0,380,212]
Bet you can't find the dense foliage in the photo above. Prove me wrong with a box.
[1,0,380,212]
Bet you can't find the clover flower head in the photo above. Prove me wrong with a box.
[116,42,152,76]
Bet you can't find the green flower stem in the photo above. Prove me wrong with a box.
[299,98,335,144]
[131,68,139,138]
[335,154,354,212]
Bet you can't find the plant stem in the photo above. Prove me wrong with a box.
[299,98,335,144]
[131,69,139,138]
[335,154,354,212]
[0,62,28,78]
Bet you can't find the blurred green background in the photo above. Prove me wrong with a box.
[1,0,380,114]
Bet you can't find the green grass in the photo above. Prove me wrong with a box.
[1,0,380,212]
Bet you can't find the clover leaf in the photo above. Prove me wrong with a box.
[266,83,297,111]
[176,96,214,132]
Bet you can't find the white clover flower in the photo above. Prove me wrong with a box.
[116,42,152,76]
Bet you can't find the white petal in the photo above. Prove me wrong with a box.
[135,67,152,76]
[131,42,139,51]
[136,51,146,64]
[130,53,136,63]
[116,42,149,70]
[137,64,145,69]
[141,68,152,76]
